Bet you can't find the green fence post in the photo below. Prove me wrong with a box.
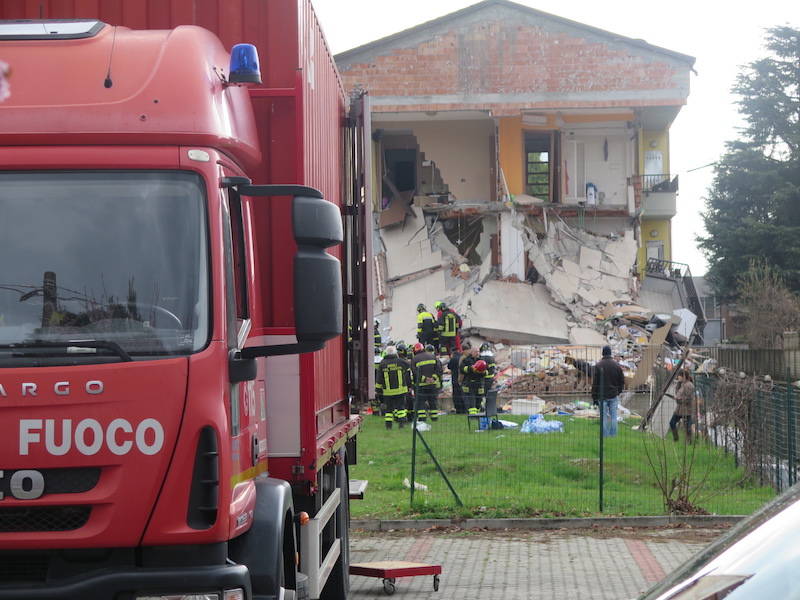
[773,387,782,492]
[410,386,418,506]
[788,370,796,486]
[599,369,604,513]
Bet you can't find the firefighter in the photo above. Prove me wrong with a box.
[480,342,498,418]
[479,343,497,388]
[448,343,466,414]
[411,342,443,422]
[375,345,411,429]
[373,318,382,353]
[396,341,410,361]
[436,301,462,355]
[396,341,415,417]
[460,346,486,415]
[416,303,438,347]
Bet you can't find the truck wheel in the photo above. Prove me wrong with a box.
[320,451,350,600]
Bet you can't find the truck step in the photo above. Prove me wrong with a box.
[349,479,368,500]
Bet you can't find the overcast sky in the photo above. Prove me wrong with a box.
[314,0,798,275]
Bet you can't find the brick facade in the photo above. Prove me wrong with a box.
[337,4,692,114]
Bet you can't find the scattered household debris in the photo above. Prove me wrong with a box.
[403,478,428,492]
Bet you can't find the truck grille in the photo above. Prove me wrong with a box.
[0,506,91,532]
[43,467,101,494]
[0,555,48,583]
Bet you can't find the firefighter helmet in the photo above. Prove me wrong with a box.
[473,359,488,373]
[412,343,424,354]
[416,303,426,313]
[424,344,435,353]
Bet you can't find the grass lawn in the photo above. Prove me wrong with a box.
[349,412,775,519]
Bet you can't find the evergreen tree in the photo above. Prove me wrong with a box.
[698,26,800,299]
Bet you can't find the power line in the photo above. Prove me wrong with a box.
[686,161,717,173]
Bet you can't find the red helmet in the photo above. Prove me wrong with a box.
[473,359,488,372]
[412,343,424,354]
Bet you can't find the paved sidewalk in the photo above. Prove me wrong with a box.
[349,526,725,599]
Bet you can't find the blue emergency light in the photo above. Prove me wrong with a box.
[229,43,262,84]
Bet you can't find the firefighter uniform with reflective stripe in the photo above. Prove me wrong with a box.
[416,310,438,347]
[460,353,485,415]
[374,322,382,352]
[411,350,442,421]
[437,308,462,354]
[480,351,497,386]
[376,355,411,428]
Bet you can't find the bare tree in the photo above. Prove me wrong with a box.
[737,259,800,348]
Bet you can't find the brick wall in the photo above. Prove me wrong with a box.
[339,19,687,113]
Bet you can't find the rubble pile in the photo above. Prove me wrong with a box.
[374,199,700,395]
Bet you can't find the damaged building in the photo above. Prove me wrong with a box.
[335,0,702,349]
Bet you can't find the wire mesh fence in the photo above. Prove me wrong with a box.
[355,345,779,519]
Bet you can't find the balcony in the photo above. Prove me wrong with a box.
[630,174,678,218]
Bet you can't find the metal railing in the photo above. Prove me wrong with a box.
[645,259,707,342]
[629,174,678,211]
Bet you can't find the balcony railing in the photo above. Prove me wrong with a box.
[628,174,679,212]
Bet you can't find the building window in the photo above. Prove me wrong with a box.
[524,132,559,202]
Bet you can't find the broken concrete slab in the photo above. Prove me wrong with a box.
[548,270,581,304]
[579,246,602,271]
[561,259,582,279]
[577,287,602,307]
[569,327,607,346]
[599,274,630,294]
[464,281,569,345]
[381,207,443,279]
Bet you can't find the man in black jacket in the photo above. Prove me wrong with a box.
[448,345,466,414]
[591,346,625,437]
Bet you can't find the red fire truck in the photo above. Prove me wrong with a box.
[0,2,373,599]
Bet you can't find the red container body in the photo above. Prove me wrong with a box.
[0,0,354,487]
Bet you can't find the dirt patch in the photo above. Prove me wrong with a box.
[352,522,730,545]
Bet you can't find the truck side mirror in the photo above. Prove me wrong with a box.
[233,184,343,358]
[293,196,343,342]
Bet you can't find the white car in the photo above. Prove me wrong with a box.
[640,484,800,599]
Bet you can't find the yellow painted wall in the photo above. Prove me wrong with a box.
[500,112,643,199]
[640,129,670,174]
[638,218,672,273]
[498,116,523,196]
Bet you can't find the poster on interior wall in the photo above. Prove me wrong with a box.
[644,150,663,175]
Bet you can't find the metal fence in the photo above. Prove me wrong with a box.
[693,374,799,493]
[356,345,777,518]
[693,346,800,381]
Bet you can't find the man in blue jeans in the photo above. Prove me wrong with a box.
[591,345,625,437]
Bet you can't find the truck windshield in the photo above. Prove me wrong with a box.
[0,171,209,360]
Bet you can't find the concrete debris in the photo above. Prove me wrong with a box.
[569,327,607,346]
[527,219,638,323]
[374,198,700,398]
[464,280,569,345]
[579,246,602,271]
[382,206,442,280]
